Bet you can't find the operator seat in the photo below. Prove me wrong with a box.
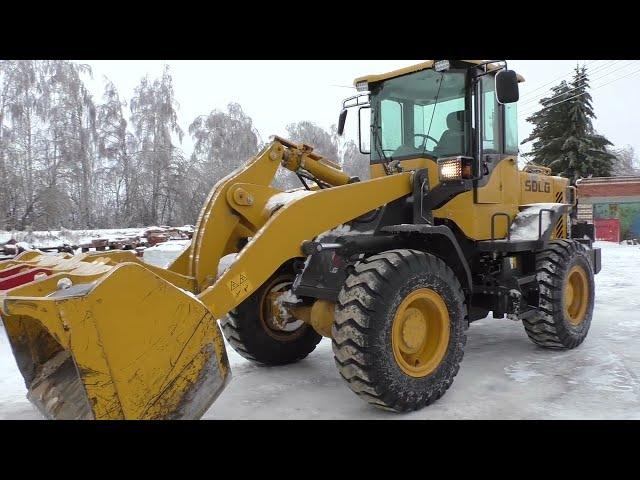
[435,111,465,158]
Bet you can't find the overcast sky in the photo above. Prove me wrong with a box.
[79,60,640,159]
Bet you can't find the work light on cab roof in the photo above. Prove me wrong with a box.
[434,60,450,72]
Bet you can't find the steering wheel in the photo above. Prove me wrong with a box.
[414,134,439,151]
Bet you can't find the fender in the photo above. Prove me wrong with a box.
[380,224,473,294]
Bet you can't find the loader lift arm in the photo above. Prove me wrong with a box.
[0,137,413,420]
[167,137,413,308]
[196,150,413,318]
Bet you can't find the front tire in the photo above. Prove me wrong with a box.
[332,249,468,412]
[220,271,322,365]
[522,240,595,349]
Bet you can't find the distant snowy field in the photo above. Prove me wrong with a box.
[1,241,639,419]
[0,228,147,248]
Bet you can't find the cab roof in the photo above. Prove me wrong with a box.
[354,60,525,86]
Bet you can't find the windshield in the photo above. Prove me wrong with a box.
[370,68,468,163]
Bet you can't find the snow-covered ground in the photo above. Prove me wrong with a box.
[0,228,147,248]
[0,226,193,254]
[1,241,638,419]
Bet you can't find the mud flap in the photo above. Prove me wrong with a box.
[1,262,231,420]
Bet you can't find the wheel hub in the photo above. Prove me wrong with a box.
[399,308,428,354]
[259,279,306,340]
[392,288,450,378]
[565,265,588,326]
[267,291,292,330]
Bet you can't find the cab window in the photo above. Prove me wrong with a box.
[505,102,518,154]
[381,99,403,152]
[481,75,500,154]
[370,69,468,162]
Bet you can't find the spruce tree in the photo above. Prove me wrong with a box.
[521,65,617,184]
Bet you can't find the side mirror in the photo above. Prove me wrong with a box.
[358,106,371,154]
[495,70,519,104]
[337,109,348,136]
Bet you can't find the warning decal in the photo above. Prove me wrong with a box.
[227,272,253,301]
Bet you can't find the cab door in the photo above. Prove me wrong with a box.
[475,75,503,204]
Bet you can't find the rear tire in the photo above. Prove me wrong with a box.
[332,249,468,412]
[220,271,322,365]
[522,240,595,349]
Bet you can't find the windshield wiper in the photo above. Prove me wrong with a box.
[422,71,445,158]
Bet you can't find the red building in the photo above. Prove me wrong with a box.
[576,176,640,242]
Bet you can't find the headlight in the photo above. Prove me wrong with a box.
[439,158,462,180]
[438,156,475,182]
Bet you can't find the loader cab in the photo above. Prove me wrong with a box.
[368,66,471,163]
[339,60,522,183]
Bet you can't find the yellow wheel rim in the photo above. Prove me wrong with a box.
[565,265,589,326]
[391,288,450,377]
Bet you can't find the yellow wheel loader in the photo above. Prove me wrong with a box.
[0,60,601,419]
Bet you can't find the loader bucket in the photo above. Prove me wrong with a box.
[0,259,230,420]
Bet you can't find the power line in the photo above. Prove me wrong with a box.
[517,60,619,110]
[520,60,636,107]
[522,69,640,116]
[518,60,601,99]
[518,60,621,106]
[519,60,618,100]
[519,61,607,104]
[519,60,638,109]
[519,65,640,118]
[520,61,639,115]
[592,65,640,90]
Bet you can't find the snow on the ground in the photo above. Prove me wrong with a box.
[1,241,638,419]
[0,332,46,419]
[0,228,147,248]
[0,227,191,269]
[0,226,193,250]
